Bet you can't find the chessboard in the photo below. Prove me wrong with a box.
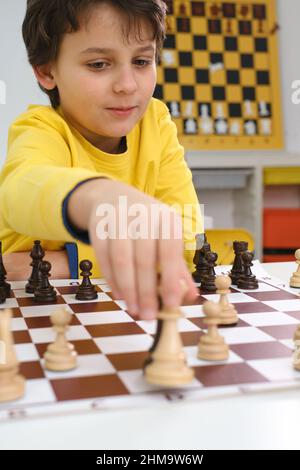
[0,263,299,422]
[153,0,283,150]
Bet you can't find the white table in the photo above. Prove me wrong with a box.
[1,262,300,450]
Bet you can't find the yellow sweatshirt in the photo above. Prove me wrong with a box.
[0,98,202,277]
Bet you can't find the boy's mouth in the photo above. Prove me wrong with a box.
[106,106,137,117]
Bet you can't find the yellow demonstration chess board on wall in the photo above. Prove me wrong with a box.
[153,0,283,150]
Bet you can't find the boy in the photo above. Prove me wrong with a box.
[0,0,202,320]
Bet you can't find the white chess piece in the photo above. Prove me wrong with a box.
[198,301,229,361]
[215,275,238,325]
[290,249,300,288]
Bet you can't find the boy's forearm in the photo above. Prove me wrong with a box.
[67,178,111,231]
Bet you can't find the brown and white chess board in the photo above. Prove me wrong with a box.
[0,265,300,421]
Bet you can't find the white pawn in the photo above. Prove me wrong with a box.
[0,309,25,402]
[290,249,300,288]
[44,308,77,371]
[292,325,300,371]
[198,301,229,361]
[215,275,238,326]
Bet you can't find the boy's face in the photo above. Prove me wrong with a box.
[35,3,157,153]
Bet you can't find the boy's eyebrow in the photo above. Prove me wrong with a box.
[80,45,155,55]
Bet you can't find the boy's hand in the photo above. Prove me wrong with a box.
[68,179,198,320]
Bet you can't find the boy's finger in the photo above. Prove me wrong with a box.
[134,240,158,320]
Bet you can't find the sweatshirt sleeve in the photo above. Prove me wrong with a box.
[154,104,203,271]
[0,116,111,242]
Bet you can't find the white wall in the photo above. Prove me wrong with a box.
[1,0,300,163]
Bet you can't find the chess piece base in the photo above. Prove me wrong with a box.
[0,374,25,402]
[237,277,258,290]
[34,289,57,303]
[75,289,98,301]
[290,274,300,288]
[25,282,36,294]
[44,343,77,371]
[145,361,194,387]
[198,335,229,361]
[219,306,238,326]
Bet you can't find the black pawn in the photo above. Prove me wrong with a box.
[237,251,259,290]
[192,233,211,283]
[200,251,218,292]
[0,241,11,297]
[75,260,98,301]
[0,285,6,304]
[34,261,57,303]
[230,241,248,285]
[26,240,45,293]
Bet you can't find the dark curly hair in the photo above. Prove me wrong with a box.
[22,0,167,108]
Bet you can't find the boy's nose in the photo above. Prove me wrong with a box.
[112,67,138,94]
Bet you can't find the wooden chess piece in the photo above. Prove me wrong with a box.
[44,308,77,371]
[237,251,259,290]
[34,260,57,302]
[293,325,300,371]
[144,307,194,387]
[26,240,45,293]
[0,241,11,297]
[0,309,25,402]
[215,275,238,326]
[0,286,6,304]
[290,249,300,288]
[230,240,248,285]
[200,251,218,292]
[192,233,209,282]
[198,301,229,361]
[75,260,98,301]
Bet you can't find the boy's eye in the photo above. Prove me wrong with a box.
[134,59,152,67]
[88,62,107,70]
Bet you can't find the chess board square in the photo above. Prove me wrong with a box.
[19,361,45,380]
[36,339,101,358]
[248,290,299,301]
[15,343,40,362]
[221,326,274,344]
[248,358,300,382]
[194,363,266,387]
[29,325,91,344]
[189,317,250,330]
[13,330,32,344]
[185,346,243,367]
[9,308,22,318]
[239,312,299,327]
[230,342,292,360]
[181,304,203,317]
[263,299,300,312]
[56,285,101,295]
[70,301,121,313]
[21,304,72,318]
[76,310,133,326]
[25,314,80,329]
[233,302,276,314]
[44,354,115,379]
[0,297,18,308]
[17,295,65,307]
[202,292,258,304]
[180,331,202,346]
[285,311,300,321]
[85,322,145,338]
[3,379,56,408]
[50,374,129,401]
[107,351,149,371]
[94,334,153,354]
[260,325,298,340]
[236,282,279,293]
[12,317,27,331]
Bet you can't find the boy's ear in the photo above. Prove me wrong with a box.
[32,64,57,90]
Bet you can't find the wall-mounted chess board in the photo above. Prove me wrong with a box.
[154,0,283,150]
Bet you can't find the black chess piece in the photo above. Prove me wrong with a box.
[237,251,259,290]
[0,241,11,297]
[26,240,45,293]
[34,260,57,303]
[230,241,248,285]
[200,251,218,292]
[0,285,6,304]
[192,233,211,283]
[75,260,98,301]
